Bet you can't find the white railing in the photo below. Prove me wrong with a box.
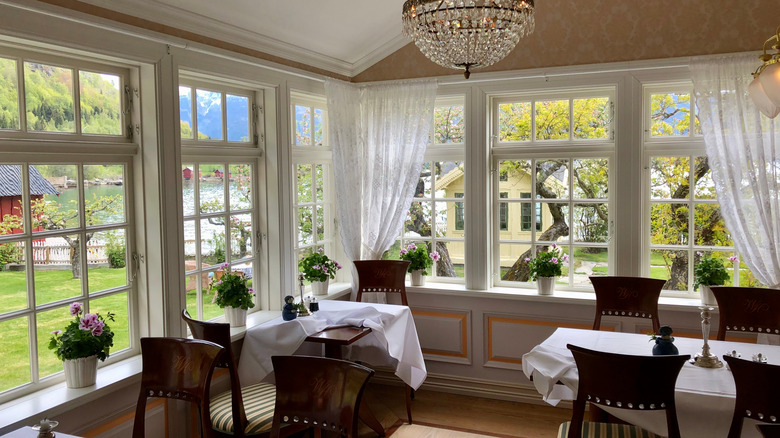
[19,238,109,265]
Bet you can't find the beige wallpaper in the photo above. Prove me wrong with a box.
[354,0,778,82]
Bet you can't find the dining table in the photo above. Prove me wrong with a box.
[237,299,427,391]
[523,327,780,438]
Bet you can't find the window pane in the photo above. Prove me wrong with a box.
[650,92,691,136]
[203,277,222,320]
[199,164,225,213]
[573,247,609,281]
[34,234,83,305]
[498,102,531,142]
[295,105,311,145]
[573,97,610,139]
[313,108,324,146]
[298,206,313,246]
[434,104,464,144]
[434,201,451,235]
[91,292,129,353]
[414,162,433,198]
[196,89,222,140]
[183,219,196,272]
[182,163,195,216]
[229,164,252,210]
[24,62,75,133]
[83,164,125,226]
[650,203,689,245]
[297,164,312,204]
[405,201,432,237]
[0,316,29,391]
[185,273,200,318]
[454,193,464,231]
[32,164,78,231]
[433,241,463,278]
[226,94,250,142]
[0,241,26,313]
[79,71,121,135]
[573,204,608,243]
[179,86,193,140]
[650,157,689,199]
[37,304,73,379]
[536,159,569,199]
[739,260,768,287]
[651,249,688,291]
[497,243,533,282]
[88,229,127,293]
[693,156,716,199]
[230,214,252,260]
[694,204,731,246]
[535,99,569,140]
[0,164,24,234]
[316,205,325,241]
[572,158,608,199]
[315,164,324,201]
[201,220,225,268]
[0,57,20,130]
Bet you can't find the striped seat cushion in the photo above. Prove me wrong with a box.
[210,382,276,435]
[557,421,663,438]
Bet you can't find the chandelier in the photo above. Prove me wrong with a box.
[402,0,535,79]
[748,24,780,118]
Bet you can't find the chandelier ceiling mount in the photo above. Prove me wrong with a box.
[748,24,780,118]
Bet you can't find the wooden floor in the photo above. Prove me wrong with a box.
[356,383,572,438]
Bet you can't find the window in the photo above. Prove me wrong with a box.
[290,93,336,286]
[646,86,701,138]
[493,90,613,288]
[180,77,261,319]
[454,193,464,231]
[0,49,134,400]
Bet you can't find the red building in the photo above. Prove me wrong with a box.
[214,169,224,178]
[182,167,193,180]
[0,165,59,235]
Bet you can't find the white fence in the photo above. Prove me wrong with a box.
[18,238,109,265]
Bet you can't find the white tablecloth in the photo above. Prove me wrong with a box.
[237,300,427,390]
[523,328,780,438]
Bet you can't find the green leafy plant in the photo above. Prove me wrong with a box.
[49,302,115,361]
[105,232,126,269]
[693,253,735,289]
[299,248,342,282]
[526,244,568,280]
[0,242,22,270]
[210,263,254,310]
[400,243,440,275]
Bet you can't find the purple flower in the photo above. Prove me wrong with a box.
[313,265,321,270]
[430,251,440,262]
[408,243,417,251]
[525,257,531,263]
[323,266,329,273]
[249,288,255,295]
[729,256,738,262]
[562,254,569,262]
[335,263,342,270]
[91,320,105,336]
[51,330,62,335]
[70,302,82,316]
[318,248,324,254]
[400,248,408,256]
[79,314,98,331]
[696,251,704,257]
[551,257,558,264]
[220,262,229,270]
[551,243,557,249]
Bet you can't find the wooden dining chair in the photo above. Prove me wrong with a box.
[710,286,780,341]
[723,355,780,438]
[133,337,223,438]
[270,355,374,438]
[558,344,690,438]
[354,260,411,306]
[590,276,665,333]
[182,309,278,437]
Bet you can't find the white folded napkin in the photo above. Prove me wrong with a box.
[522,344,577,406]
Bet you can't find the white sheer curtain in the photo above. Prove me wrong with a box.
[690,54,780,288]
[326,78,437,299]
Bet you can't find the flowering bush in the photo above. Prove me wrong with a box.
[400,243,440,275]
[299,248,342,282]
[694,253,736,289]
[210,263,255,310]
[526,244,568,280]
[49,302,115,361]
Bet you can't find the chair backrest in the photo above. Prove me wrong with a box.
[723,355,780,438]
[269,355,374,438]
[590,276,665,333]
[182,309,248,435]
[757,424,780,438]
[566,344,689,438]
[710,287,780,341]
[133,337,223,438]
[354,260,411,306]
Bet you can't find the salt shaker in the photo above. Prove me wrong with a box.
[32,418,58,438]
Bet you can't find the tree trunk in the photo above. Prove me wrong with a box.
[501,215,569,281]
[435,241,456,277]
[64,236,81,279]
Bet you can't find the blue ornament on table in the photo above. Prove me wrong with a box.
[282,295,298,321]
[652,325,679,356]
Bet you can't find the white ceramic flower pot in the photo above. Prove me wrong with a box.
[224,306,247,327]
[410,270,426,286]
[311,279,330,296]
[700,285,718,307]
[536,276,555,296]
[63,355,98,388]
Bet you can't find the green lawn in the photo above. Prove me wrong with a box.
[0,268,129,392]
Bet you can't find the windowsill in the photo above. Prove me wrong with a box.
[407,282,710,311]
[0,282,353,432]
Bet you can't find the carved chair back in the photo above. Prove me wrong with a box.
[590,276,665,333]
[710,287,780,341]
[354,260,410,306]
[723,355,780,438]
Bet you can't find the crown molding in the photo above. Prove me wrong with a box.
[350,33,411,77]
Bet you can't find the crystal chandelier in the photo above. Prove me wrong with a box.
[402,0,535,79]
[748,24,780,118]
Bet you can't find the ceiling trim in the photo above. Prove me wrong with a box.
[350,33,411,77]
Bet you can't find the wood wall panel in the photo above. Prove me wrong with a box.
[413,309,470,364]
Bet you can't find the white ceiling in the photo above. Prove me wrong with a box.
[79,0,410,77]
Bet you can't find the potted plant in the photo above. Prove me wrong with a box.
[526,244,568,295]
[210,263,255,326]
[299,248,342,296]
[400,243,440,286]
[49,302,115,388]
[694,253,736,306]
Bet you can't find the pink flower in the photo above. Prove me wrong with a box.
[323,266,329,273]
[551,257,558,264]
[729,256,738,262]
[551,243,557,249]
[91,320,105,336]
[400,248,408,256]
[51,330,62,335]
[430,251,440,262]
[408,243,417,251]
[313,265,321,270]
[318,248,324,254]
[79,314,98,331]
[562,254,569,262]
[70,302,82,316]
[696,251,704,257]
[335,263,342,270]
[249,288,255,295]
[525,257,531,263]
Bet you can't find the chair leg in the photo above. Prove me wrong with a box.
[405,384,413,424]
